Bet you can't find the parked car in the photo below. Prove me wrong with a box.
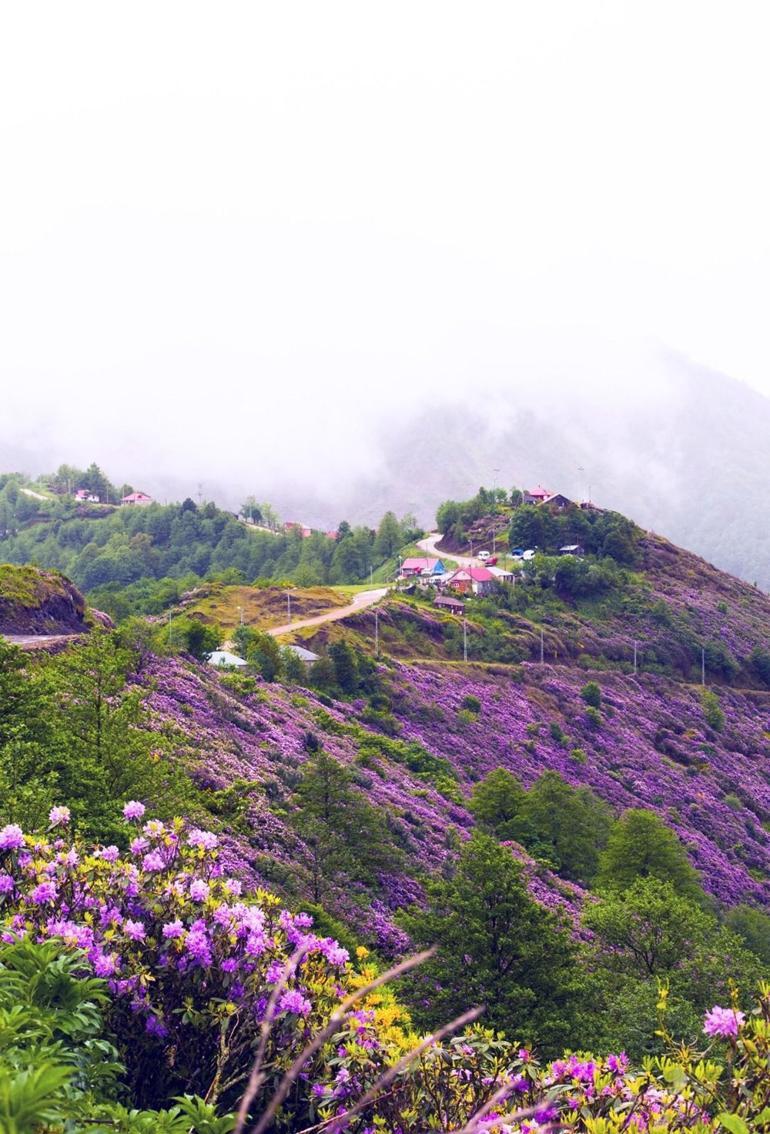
[522,548,536,561]
[478,550,491,561]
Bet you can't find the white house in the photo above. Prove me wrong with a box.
[207,650,248,668]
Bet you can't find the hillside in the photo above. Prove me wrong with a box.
[0,563,90,634]
[134,646,770,946]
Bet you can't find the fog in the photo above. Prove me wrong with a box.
[1,2,770,526]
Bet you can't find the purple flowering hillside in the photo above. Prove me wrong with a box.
[137,637,770,943]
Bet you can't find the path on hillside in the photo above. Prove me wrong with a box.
[417,532,479,568]
[265,588,388,638]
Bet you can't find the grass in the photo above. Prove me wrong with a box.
[331,584,393,597]
[179,584,349,634]
[0,564,65,608]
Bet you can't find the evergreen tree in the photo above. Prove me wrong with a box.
[328,640,359,694]
[374,511,403,560]
[399,832,585,1053]
[292,750,399,900]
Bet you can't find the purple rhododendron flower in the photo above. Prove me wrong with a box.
[162,919,185,939]
[0,874,14,896]
[48,806,71,827]
[279,989,312,1017]
[0,824,24,851]
[189,879,210,902]
[122,801,146,821]
[704,1006,745,1037]
[130,837,149,855]
[188,829,219,850]
[142,851,165,872]
[98,846,120,862]
[30,881,58,904]
[123,919,146,942]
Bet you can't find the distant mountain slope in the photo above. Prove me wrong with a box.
[325,355,770,589]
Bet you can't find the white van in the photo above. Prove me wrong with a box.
[477,549,490,561]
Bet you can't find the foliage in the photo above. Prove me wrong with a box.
[168,617,221,660]
[584,878,767,1057]
[0,938,233,1132]
[290,749,402,901]
[581,680,602,708]
[597,808,706,902]
[469,768,612,884]
[399,832,586,1054]
[702,688,726,731]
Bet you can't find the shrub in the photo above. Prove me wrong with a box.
[460,694,481,714]
[585,706,602,729]
[701,689,725,732]
[581,681,602,708]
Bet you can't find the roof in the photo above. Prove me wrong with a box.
[447,567,495,583]
[121,491,152,502]
[559,544,583,553]
[488,565,513,578]
[527,485,551,497]
[207,650,248,668]
[401,557,441,571]
[435,595,465,609]
[285,644,320,662]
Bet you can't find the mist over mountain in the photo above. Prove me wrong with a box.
[281,351,770,589]
[3,347,768,587]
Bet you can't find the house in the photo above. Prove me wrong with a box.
[284,644,320,665]
[488,564,514,582]
[74,488,100,503]
[284,521,313,538]
[434,594,466,615]
[541,493,574,511]
[558,544,585,556]
[446,566,497,596]
[121,491,153,506]
[207,650,248,668]
[400,557,445,578]
[523,486,552,505]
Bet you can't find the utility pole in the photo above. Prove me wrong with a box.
[369,565,373,585]
[463,618,468,663]
[238,606,244,626]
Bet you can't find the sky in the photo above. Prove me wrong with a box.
[1,1,769,501]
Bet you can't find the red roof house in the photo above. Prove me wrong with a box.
[446,567,496,595]
[121,491,153,506]
[523,486,552,505]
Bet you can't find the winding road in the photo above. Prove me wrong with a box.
[265,587,388,638]
[417,532,480,568]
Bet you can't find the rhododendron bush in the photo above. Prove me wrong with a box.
[7,807,770,1131]
[0,804,368,1113]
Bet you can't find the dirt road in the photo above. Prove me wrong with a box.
[265,588,388,638]
[417,532,479,568]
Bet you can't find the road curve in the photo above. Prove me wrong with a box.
[2,633,83,651]
[266,588,388,638]
[417,532,479,568]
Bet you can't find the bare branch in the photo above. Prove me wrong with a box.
[247,949,434,1134]
[234,942,310,1134]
